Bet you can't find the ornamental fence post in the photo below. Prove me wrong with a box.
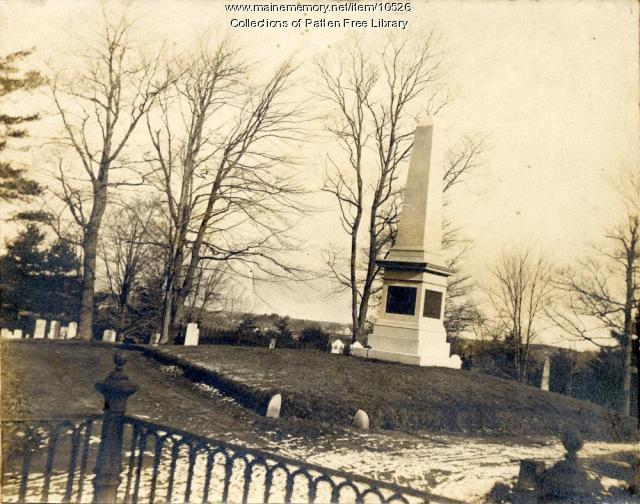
[93,352,138,503]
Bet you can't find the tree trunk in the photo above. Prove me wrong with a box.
[78,223,99,340]
[172,176,224,330]
[622,244,635,416]
[350,221,361,344]
[622,315,633,416]
[78,171,109,340]
[160,287,173,344]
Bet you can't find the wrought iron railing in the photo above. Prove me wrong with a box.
[1,415,102,503]
[1,352,460,504]
[116,415,438,504]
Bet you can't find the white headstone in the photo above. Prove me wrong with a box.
[541,357,550,391]
[266,394,282,418]
[1,328,11,339]
[269,338,276,350]
[331,339,345,354]
[351,341,363,349]
[60,326,68,339]
[353,409,370,429]
[67,322,78,339]
[34,319,47,339]
[47,320,60,339]
[184,323,199,346]
[13,329,23,339]
[103,329,117,343]
[151,333,161,345]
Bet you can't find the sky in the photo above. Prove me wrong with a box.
[1,0,638,347]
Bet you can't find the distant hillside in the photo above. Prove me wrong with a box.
[199,310,352,335]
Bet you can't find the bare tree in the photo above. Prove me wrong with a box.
[98,201,162,340]
[318,35,483,343]
[488,246,555,383]
[552,169,639,415]
[183,260,228,325]
[146,40,305,343]
[442,219,483,341]
[50,11,172,340]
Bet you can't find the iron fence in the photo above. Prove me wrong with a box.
[2,415,102,503]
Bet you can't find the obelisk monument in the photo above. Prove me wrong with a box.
[351,120,461,368]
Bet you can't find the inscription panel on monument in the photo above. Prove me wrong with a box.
[385,286,417,315]
[423,290,443,319]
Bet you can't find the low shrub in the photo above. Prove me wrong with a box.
[298,324,331,351]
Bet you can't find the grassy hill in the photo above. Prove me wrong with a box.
[149,345,637,441]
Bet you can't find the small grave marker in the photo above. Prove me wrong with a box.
[184,323,199,346]
[353,409,369,429]
[48,320,60,339]
[67,322,78,339]
[541,357,550,391]
[331,339,345,354]
[266,394,282,418]
[103,329,117,343]
[34,319,47,339]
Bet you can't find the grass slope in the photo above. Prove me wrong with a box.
[153,345,636,440]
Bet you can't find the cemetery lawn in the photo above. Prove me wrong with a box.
[148,345,636,441]
[1,340,302,447]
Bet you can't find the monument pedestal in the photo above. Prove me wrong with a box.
[351,263,461,368]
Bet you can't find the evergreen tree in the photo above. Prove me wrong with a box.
[0,224,80,325]
[0,50,43,201]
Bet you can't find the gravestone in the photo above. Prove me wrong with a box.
[151,333,161,345]
[1,328,11,339]
[67,322,78,339]
[13,329,23,339]
[48,320,60,339]
[353,409,369,429]
[269,338,276,350]
[541,356,550,391]
[266,394,282,418]
[184,323,199,346]
[331,339,345,354]
[103,329,117,343]
[60,326,68,339]
[34,319,47,339]
[351,120,460,368]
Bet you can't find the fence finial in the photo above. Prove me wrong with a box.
[95,352,138,414]
[93,351,138,503]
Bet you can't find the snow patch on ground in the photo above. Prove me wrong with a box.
[265,431,635,502]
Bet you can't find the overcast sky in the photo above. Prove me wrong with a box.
[1,1,638,348]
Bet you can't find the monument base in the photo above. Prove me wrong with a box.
[351,346,461,368]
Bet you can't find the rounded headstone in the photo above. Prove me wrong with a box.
[353,409,369,429]
[266,393,282,418]
[448,355,462,369]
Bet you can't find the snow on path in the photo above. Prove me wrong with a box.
[265,431,635,502]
